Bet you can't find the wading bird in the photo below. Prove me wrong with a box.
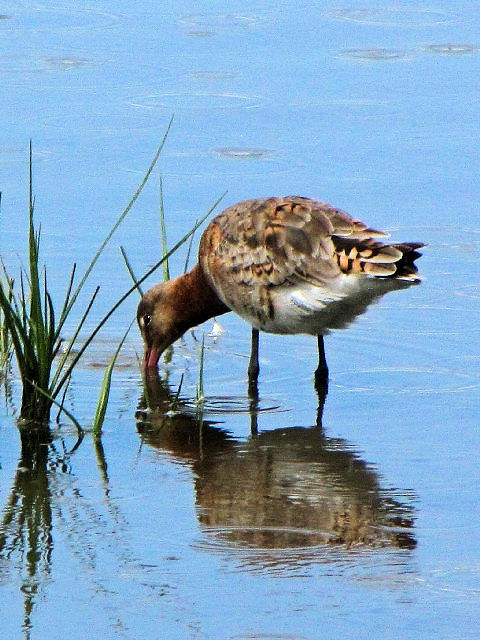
[137,196,423,387]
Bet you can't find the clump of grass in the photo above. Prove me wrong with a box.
[0,131,226,427]
[0,123,165,425]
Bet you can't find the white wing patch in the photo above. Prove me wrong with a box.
[264,274,407,335]
[265,276,356,334]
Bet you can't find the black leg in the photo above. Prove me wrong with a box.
[314,335,329,388]
[247,328,260,399]
[248,328,260,380]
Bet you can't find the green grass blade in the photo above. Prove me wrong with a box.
[183,219,197,274]
[171,373,184,412]
[0,283,36,379]
[55,373,72,424]
[28,193,45,349]
[120,246,143,297]
[18,271,28,328]
[196,333,205,403]
[0,264,13,365]
[55,263,77,339]
[26,151,52,389]
[40,271,56,374]
[159,176,170,282]
[92,321,133,437]
[45,290,56,356]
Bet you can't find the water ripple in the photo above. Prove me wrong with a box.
[423,44,479,55]
[327,7,458,27]
[339,48,411,61]
[41,56,93,69]
[334,367,479,395]
[454,285,480,300]
[0,146,55,164]
[192,527,412,577]
[198,525,338,549]
[178,13,260,30]
[182,395,281,415]
[214,147,272,158]
[4,3,120,32]
[231,634,307,640]
[127,92,266,111]
[43,111,161,134]
[127,147,299,178]
[184,70,238,81]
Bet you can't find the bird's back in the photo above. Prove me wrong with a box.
[199,196,423,335]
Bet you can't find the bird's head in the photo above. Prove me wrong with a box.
[137,282,186,369]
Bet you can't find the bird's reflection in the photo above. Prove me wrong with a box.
[137,373,416,560]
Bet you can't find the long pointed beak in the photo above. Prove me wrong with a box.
[144,347,161,369]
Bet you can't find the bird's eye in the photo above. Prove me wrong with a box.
[143,314,151,327]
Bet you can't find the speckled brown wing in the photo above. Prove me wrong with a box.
[197,195,424,331]
[200,198,320,308]
[201,196,400,285]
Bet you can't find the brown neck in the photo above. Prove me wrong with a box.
[171,263,230,333]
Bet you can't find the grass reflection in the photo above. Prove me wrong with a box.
[0,427,54,636]
[0,425,136,638]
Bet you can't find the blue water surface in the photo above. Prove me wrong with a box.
[1,1,479,639]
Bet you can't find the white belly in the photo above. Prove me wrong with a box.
[251,276,410,335]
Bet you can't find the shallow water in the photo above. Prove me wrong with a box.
[1,1,480,638]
